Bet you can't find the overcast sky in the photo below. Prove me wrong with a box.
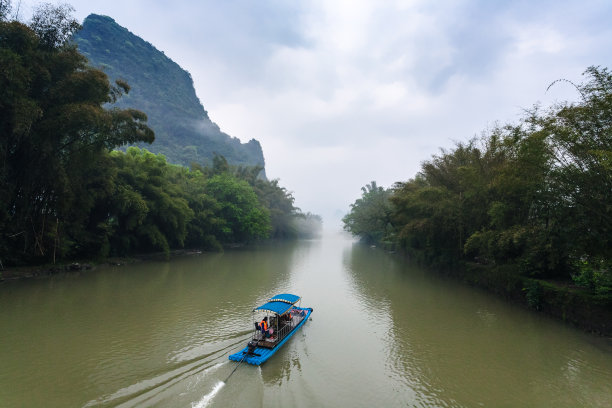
[18,0,612,228]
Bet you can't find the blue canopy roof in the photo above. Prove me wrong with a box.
[254,301,294,315]
[254,293,301,315]
[269,293,301,304]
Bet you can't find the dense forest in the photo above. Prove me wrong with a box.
[0,3,321,268]
[343,67,611,329]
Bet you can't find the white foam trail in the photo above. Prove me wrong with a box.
[191,381,225,408]
[84,362,227,407]
[191,363,225,388]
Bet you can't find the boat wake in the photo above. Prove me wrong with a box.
[82,361,226,407]
[191,381,225,408]
[82,335,250,408]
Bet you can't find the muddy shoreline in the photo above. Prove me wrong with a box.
[0,249,205,282]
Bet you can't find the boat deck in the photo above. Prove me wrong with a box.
[253,312,306,348]
[228,306,313,365]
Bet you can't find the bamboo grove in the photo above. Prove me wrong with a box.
[344,67,611,296]
[0,6,321,267]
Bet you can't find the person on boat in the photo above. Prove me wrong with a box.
[260,317,268,336]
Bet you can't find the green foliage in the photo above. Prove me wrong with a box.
[247,174,300,239]
[205,157,321,240]
[29,3,81,49]
[105,148,194,257]
[0,17,154,265]
[291,212,324,239]
[571,258,612,295]
[205,173,271,243]
[346,66,611,287]
[532,66,612,261]
[523,280,543,310]
[173,165,223,251]
[343,181,394,245]
[72,14,266,170]
[0,8,317,268]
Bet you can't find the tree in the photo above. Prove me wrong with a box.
[292,212,323,238]
[0,0,12,21]
[538,66,612,262]
[104,148,193,257]
[343,181,394,245]
[29,2,81,49]
[205,173,270,243]
[249,177,299,238]
[352,67,610,282]
[177,167,224,251]
[0,18,153,264]
[391,175,460,265]
[213,159,308,239]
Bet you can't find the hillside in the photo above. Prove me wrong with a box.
[73,14,265,171]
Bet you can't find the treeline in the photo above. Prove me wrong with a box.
[344,67,611,296]
[0,4,321,267]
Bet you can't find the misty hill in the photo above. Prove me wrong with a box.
[73,14,265,171]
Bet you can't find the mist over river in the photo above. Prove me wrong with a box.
[1,232,611,407]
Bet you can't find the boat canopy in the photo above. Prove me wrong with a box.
[269,293,301,304]
[254,293,301,315]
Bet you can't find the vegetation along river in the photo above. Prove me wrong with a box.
[1,232,611,407]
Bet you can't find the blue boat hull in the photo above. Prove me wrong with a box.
[228,307,313,366]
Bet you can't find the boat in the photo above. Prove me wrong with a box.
[228,293,313,366]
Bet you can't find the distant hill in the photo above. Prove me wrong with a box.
[73,14,265,172]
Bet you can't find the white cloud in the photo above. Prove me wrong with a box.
[32,0,612,226]
[513,26,565,57]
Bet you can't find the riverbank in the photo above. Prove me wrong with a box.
[456,262,612,337]
[0,261,96,281]
[0,249,204,282]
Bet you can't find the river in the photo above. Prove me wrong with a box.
[1,232,611,407]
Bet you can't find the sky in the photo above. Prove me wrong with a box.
[15,0,612,228]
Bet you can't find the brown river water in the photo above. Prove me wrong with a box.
[1,232,611,407]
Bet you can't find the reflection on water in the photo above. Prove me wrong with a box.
[344,241,612,407]
[261,353,303,386]
[0,233,611,407]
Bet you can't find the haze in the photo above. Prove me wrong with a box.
[18,0,612,228]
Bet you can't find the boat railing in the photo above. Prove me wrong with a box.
[277,311,306,342]
[276,319,294,342]
[252,309,306,344]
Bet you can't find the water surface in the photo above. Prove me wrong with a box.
[1,232,611,407]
